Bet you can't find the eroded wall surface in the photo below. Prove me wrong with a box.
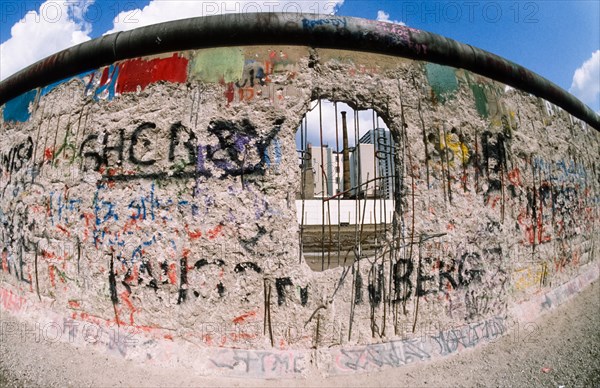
[1,40,599,375]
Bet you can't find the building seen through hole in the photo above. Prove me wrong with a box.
[295,100,397,271]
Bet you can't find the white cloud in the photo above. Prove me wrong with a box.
[0,1,94,81]
[569,50,600,110]
[107,0,345,34]
[0,0,344,80]
[376,10,405,26]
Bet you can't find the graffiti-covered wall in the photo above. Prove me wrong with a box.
[1,20,599,377]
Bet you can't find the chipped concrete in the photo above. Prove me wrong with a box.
[1,44,598,376]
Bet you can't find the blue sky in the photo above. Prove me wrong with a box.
[1,1,599,112]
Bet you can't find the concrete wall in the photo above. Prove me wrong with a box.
[1,41,599,376]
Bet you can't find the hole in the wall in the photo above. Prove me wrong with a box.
[295,99,397,272]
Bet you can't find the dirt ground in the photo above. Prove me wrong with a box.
[1,281,599,387]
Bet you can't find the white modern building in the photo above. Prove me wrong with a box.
[349,143,378,198]
[296,199,395,225]
[359,128,396,199]
[299,128,395,201]
[307,145,344,198]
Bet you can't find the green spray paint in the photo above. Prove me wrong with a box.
[189,48,244,83]
[470,83,489,118]
[425,63,458,103]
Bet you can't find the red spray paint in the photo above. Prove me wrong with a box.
[116,54,188,94]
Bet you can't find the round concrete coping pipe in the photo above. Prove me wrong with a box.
[0,13,598,130]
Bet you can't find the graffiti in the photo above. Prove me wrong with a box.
[392,259,413,302]
[480,130,508,194]
[79,121,198,179]
[302,18,347,30]
[110,237,234,306]
[2,245,31,285]
[0,165,283,309]
[209,349,305,375]
[367,263,384,307]
[7,175,270,319]
[513,263,548,291]
[84,65,120,101]
[0,288,28,312]
[540,266,598,311]
[335,338,430,371]
[2,90,37,122]
[115,54,188,94]
[423,125,473,198]
[235,62,266,88]
[254,277,310,307]
[31,55,186,104]
[464,290,493,320]
[76,119,284,182]
[192,257,226,298]
[374,22,426,54]
[234,262,262,274]
[275,277,294,306]
[1,42,598,366]
[532,157,588,185]
[517,181,552,245]
[128,122,158,166]
[427,129,471,168]
[239,224,268,253]
[390,241,508,320]
[393,249,487,301]
[425,64,458,103]
[0,200,35,285]
[51,124,81,169]
[467,76,509,121]
[514,156,593,247]
[0,137,34,177]
[207,119,262,178]
[347,64,379,77]
[432,316,505,356]
[222,49,296,104]
[0,304,139,356]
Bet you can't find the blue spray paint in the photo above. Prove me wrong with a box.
[3,90,37,122]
